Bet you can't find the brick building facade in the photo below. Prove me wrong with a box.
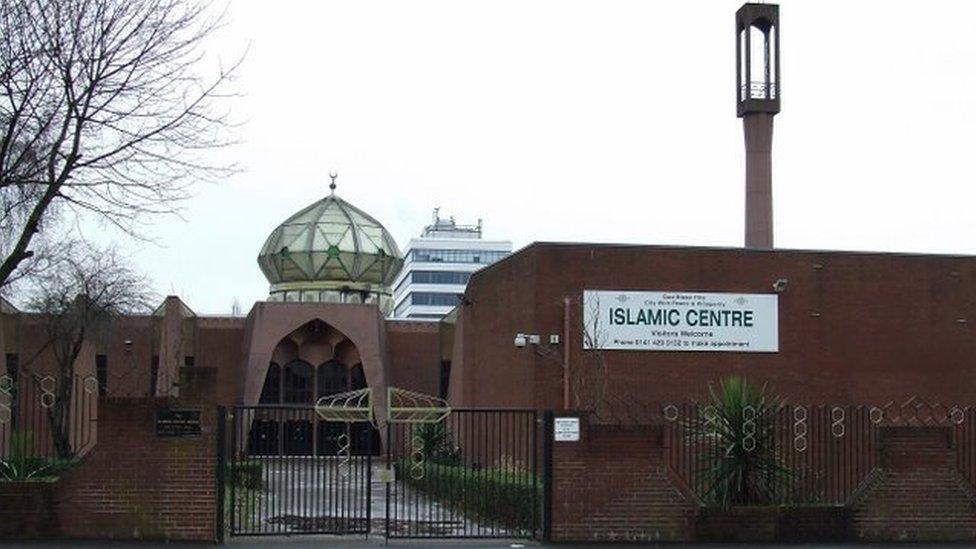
[449,242,976,409]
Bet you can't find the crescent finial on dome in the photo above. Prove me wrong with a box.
[328,171,338,194]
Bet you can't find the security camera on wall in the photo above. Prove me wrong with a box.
[514,333,527,348]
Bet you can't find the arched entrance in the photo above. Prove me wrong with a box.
[247,319,380,456]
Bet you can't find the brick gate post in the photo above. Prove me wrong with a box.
[852,425,976,541]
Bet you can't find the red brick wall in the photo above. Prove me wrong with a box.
[549,417,976,543]
[450,248,540,408]
[0,482,58,538]
[0,368,220,542]
[196,319,246,406]
[852,426,976,541]
[696,506,850,542]
[56,398,217,541]
[385,320,441,396]
[551,419,697,541]
[455,244,976,409]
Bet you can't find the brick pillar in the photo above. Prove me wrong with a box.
[156,296,185,398]
[852,426,976,541]
[550,416,696,542]
[54,368,220,541]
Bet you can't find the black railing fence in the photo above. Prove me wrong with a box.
[0,374,98,462]
[386,408,541,539]
[228,405,374,536]
[664,398,974,506]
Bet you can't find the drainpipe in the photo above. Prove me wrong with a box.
[563,297,571,410]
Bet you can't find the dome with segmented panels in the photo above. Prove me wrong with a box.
[257,182,403,313]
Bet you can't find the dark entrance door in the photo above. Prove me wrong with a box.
[228,405,373,536]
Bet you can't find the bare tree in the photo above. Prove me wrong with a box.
[23,244,153,458]
[529,295,610,412]
[0,0,240,290]
[577,293,609,410]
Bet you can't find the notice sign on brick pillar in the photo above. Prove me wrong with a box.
[554,417,580,442]
[551,422,697,542]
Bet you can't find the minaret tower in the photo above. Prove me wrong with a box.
[736,3,780,249]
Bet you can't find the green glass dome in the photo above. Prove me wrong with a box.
[257,187,403,312]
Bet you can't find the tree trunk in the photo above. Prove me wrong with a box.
[45,376,74,459]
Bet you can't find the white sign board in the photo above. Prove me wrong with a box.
[583,290,778,352]
[554,417,581,442]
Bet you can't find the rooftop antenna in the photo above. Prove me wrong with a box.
[329,171,338,194]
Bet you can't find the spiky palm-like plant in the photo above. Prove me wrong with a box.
[689,376,791,508]
[0,433,51,481]
[413,422,460,466]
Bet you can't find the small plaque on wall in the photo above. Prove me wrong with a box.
[155,409,202,438]
[554,417,581,442]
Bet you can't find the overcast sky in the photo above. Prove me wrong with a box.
[92,1,976,314]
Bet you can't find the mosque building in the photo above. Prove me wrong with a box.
[3,2,976,458]
[0,181,446,455]
[5,170,976,450]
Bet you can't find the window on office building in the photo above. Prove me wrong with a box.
[410,292,463,307]
[410,249,508,264]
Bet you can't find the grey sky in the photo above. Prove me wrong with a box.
[97,1,976,313]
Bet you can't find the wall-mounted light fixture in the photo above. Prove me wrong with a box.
[514,333,542,348]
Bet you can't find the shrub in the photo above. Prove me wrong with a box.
[412,422,461,465]
[395,460,539,533]
[228,459,264,490]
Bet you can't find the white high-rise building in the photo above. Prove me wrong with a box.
[392,209,512,319]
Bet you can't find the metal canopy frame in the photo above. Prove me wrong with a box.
[386,386,451,424]
[313,387,374,424]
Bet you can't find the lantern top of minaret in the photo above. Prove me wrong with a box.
[736,3,780,118]
[736,3,779,29]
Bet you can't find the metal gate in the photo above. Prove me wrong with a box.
[221,403,543,540]
[227,405,375,536]
[385,408,541,539]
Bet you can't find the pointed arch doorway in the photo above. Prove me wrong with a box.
[247,319,380,457]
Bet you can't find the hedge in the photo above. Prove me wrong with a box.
[395,461,540,533]
[228,459,263,490]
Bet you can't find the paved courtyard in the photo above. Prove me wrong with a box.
[233,457,508,537]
